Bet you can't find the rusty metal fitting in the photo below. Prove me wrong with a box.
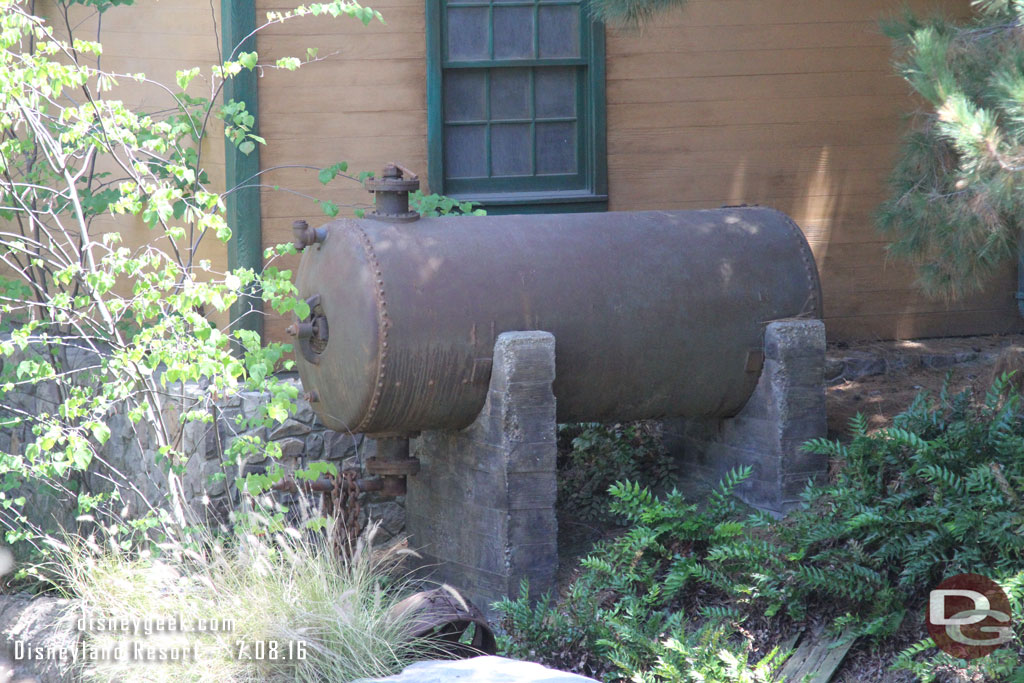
[272,474,385,495]
[365,456,421,478]
[285,320,313,338]
[361,436,420,497]
[364,163,420,223]
[272,436,418,499]
[289,294,329,364]
[292,219,327,251]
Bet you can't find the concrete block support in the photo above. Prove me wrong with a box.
[406,331,558,616]
[665,319,827,515]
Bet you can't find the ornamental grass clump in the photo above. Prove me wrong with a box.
[58,520,427,683]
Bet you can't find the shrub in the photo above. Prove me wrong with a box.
[0,2,466,679]
[557,422,675,521]
[499,378,1024,681]
[497,467,788,682]
[878,2,1024,298]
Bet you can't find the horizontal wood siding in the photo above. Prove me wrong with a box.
[43,0,226,253]
[30,1,229,326]
[606,0,1021,340]
[255,0,1022,344]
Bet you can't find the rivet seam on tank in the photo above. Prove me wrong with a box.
[770,208,821,317]
[353,226,389,433]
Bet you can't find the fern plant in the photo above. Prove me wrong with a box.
[498,379,1024,681]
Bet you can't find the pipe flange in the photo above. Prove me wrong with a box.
[365,456,421,477]
[285,294,329,363]
[364,162,420,222]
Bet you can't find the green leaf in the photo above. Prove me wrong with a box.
[175,67,200,90]
[238,140,255,155]
[238,51,258,70]
[266,403,287,423]
[91,423,111,445]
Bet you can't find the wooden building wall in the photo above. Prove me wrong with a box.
[604,0,1020,340]
[255,0,1023,344]
[41,0,228,277]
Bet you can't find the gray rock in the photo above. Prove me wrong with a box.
[354,657,598,683]
[840,353,886,380]
[324,431,357,460]
[365,501,405,536]
[921,353,957,369]
[239,391,265,420]
[304,432,324,460]
[823,357,845,384]
[0,595,78,683]
[294,396,315,424]
[270,419,310,440]
[277,437,305,459]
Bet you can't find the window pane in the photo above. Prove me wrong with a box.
[445,71,486,122]
[535,67,576,119]
[491,124,532,176]
[538,6,579,58]
[490,68,530,120]
[445,125,487,178]
[493,6,533,59]
[447,8,489,60]
[536,122,576,174]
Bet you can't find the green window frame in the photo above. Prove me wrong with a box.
[426,0,607,214]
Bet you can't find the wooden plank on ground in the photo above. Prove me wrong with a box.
[776,626,856,683]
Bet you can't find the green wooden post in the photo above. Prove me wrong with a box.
[222,0,264,341]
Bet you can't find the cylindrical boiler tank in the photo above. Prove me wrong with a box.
[291,208,822,436]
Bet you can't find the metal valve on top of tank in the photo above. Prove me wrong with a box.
[364,163,420,223]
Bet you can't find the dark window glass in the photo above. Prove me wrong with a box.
[447,7,488,60]
[535,67,576,118]
[491,124,532,176]
[490,68,531,120]
[445,125,488,178]
[436,0,599,196]
[539,6,579,58]
[536,122,576,174]
[493,6,534,59]
[444,70,486,121]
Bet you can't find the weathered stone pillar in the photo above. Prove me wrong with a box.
[665,319,827,515]
[406,331,558,616]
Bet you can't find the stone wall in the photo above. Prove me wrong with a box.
[0,337,405,545]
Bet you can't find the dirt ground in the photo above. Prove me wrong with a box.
[826,333,1024,437]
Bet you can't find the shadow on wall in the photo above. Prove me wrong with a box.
[603,0,1022,342]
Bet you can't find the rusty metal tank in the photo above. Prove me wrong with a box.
[289,208,822,436]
